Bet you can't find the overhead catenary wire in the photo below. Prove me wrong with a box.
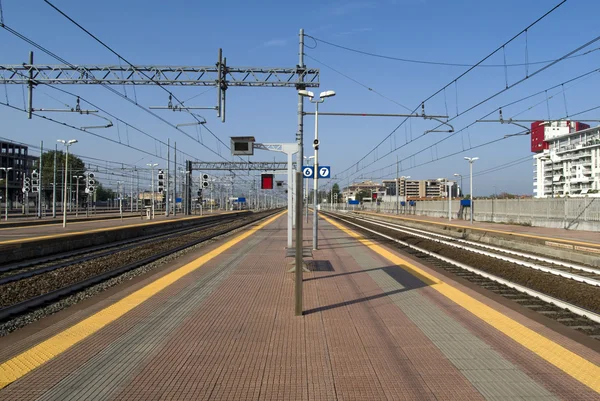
[323,0,569,181]
[336,34,600,184]
[305,36,599,68]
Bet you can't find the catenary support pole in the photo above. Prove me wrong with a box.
[173,142,177,216]
[287,151,293,247]
[166,138,170,217]
[38,140,43,218]
[295,171,303,316]
[295,28,305,244]
[52,144,57,218]
[396,156,399,215]
[313,101,319,250]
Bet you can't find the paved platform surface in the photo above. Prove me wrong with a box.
[352,209,600,247]
[0,210,229,243]
[0,213,598,400]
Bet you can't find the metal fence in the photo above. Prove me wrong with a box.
[326,197,600,231]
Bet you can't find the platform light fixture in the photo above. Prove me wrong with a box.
[299,88,336,250]
[464,157,479,224]
[57,139,78,228]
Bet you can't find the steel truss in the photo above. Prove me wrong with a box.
[189,161,295,171]
[0,64,320,87]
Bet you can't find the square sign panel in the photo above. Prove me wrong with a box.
[261,174,274,189]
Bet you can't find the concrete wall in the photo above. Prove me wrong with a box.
[326,197,600,231]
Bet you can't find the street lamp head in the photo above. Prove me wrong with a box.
[68,139,78,145]
[319,90,336,99]
[454,173,460,177]
[298,90,314,99]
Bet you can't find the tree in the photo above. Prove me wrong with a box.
[94,183,115,202]
[39,150,87,202]
[355,190,370,203]
[326,183,341,203]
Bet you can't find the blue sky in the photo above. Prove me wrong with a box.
[1,0,599,195]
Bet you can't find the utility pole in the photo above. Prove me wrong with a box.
[296,29,305,243]
[173,142,177,216]
[166,138,170,217]
[396,155,399,215]
[52,144,57,218]
[38,141,43,218]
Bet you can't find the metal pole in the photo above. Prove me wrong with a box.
[38,140,43,218]
[287,151,293,248]
[27,51,33,119]
[75,177,79,217]
[470,162,474,224]
[63,145,69,228]
[166,138,170,217]
[52,145,57,218]
[173,142,177,216]
[313,101,319,250]
[396,156,399,214]
[119,182,123,219]
[130,170,133,213]
[151,166,155,219]
[448,183,452,221]
[295,171,303,316]
[296,28,305,249]
[4,171,8,221]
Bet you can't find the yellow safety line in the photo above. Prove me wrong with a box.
[0,211,245,246]
[356,210,600,249]
[322,214,600,393]
[0,216,140,232]
[0,211,284,389]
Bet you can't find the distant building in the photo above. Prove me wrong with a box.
[533,122,600,197]
[382,178,458,200]
[0,140,36,205]
[342,180,385,202]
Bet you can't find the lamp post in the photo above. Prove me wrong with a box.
[0,167,13,221]
[117,181,123,219]
[401,176,410,213]
[453,173,463,197]
[464,157,479,224]
[73,175,84,217]
[147,163,158,219]
[303,155,314,222]
[57,139,78,228]
[299,89,336,250]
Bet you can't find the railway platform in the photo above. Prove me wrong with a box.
[352,210,600,247]
[0,210,230,244]
[0,212,598,400]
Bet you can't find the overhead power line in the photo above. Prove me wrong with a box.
[333,0,568,180]
[306,36,599,68]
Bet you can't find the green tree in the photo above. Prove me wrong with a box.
[355,190,370,203]
[39,150,87,202]
[326,183,341,202]
[94,183,115,202]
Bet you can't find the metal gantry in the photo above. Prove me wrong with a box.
[189,161,295,171]
[0,51,320,122]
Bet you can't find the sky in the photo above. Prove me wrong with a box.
[1,0,599,196]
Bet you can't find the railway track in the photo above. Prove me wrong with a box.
[323,211,600,340]
[0,210,280,325]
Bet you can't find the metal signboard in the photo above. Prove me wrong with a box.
[348,199,360,205]
[302,166,314,178]
[318,166,331,178]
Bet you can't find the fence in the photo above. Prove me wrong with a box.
[325,197,600,231]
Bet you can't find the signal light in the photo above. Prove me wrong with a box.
[261,174,274,190]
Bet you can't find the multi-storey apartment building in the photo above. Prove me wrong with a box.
[532,122,600,197]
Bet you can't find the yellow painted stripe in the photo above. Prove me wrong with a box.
[0,211,245,246]
[322,214,600,393]
[0,216,140,232]
[355,210,600,249]
[0,211,283,389]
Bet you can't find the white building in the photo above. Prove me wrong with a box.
[533,123,600,198]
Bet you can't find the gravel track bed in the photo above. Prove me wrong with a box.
[338,215,600,314]
[0,211,277,336]
[0,213,270,309]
